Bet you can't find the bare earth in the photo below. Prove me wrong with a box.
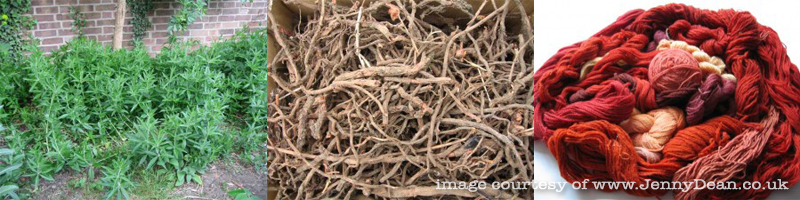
[173,161,269,199]
[32,160,268,200]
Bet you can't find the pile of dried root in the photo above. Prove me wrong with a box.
[267,0,533,199]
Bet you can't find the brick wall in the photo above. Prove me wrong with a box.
[30,0,267,53]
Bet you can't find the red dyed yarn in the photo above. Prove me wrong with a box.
[536,3,800,199]
[544,81,634,129]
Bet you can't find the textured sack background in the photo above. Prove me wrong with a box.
[534,0,800,199]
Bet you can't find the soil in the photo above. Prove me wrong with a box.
[29,160,268,200]
[30,169,95,200]
[173,160,269,199]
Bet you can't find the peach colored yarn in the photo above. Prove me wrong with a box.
[620,107,686,162]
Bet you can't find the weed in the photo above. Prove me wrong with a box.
[228,188,262,200]
[100,158,135,200]
[0,148,22,199]
[0,29,268,198]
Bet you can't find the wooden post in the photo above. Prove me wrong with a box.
[113,0,127,50]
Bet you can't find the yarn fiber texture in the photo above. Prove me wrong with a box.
[535,3,800,199]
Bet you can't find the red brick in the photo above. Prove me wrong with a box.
[35,6,60,14]
[153,3,171,9]
[98,12,111,19]
[156,10,174,16]
[35,15,56,22]
[152,17,170,24]
[80,0,102,4]
[34,30,58,37]
[56,13,70,21]
[248,22,261,27]
[70,5,94,13]
[189,23,203,29]
[154,24,168,31]
[206,30,218,36]
[95,4,115,11]
[220,2,239,7]
[40,45,59,53]
[97,35,112,42]
[249,9,265,15]
[23,0,271,54]
[190,30,207,36]
[204,23,220,29]
[151,31,168,38]
[220,29,235,35]
[206,9,221,15]
[58,29,76,36]
[38,22,61,29]
[42,37,64,45]
[155,38,168,44]
[85,12,102,19]
[84,27,102,35]
[31,0,54,6]
[219,16,235,21]
[235,15,251,21]
[222,9,239,15]
[97,19,115,26]
[221,22,241,29]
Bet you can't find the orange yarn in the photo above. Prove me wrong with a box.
[536,4,800,199]
[548,116,749,196]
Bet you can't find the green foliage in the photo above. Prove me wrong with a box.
[100,158,135,200]
[0,0,35,60]
[228,188,262,200]
[168,0,208,41]
[0,46,29,122]
[27,39,156,139]
[129,0,154,45]
[0,147,22,199]
[0,29,268,198]
[22,149,54,190]
[69,6,87,37]
[133,0,254,44]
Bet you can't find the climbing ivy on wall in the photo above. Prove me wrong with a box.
[0,0,35,60]
[125,0,259,45]
[168,0,253,42]
[129,0,154,45]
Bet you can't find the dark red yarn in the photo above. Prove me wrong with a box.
[535,4,800,199]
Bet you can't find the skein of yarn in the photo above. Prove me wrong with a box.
[547,116,749,196]
[620,106,685,163]
[536,3,800,199]
[544,81,634,129]
[648,49,702,106]
[673,107,779,200]
[685,74,736,125]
